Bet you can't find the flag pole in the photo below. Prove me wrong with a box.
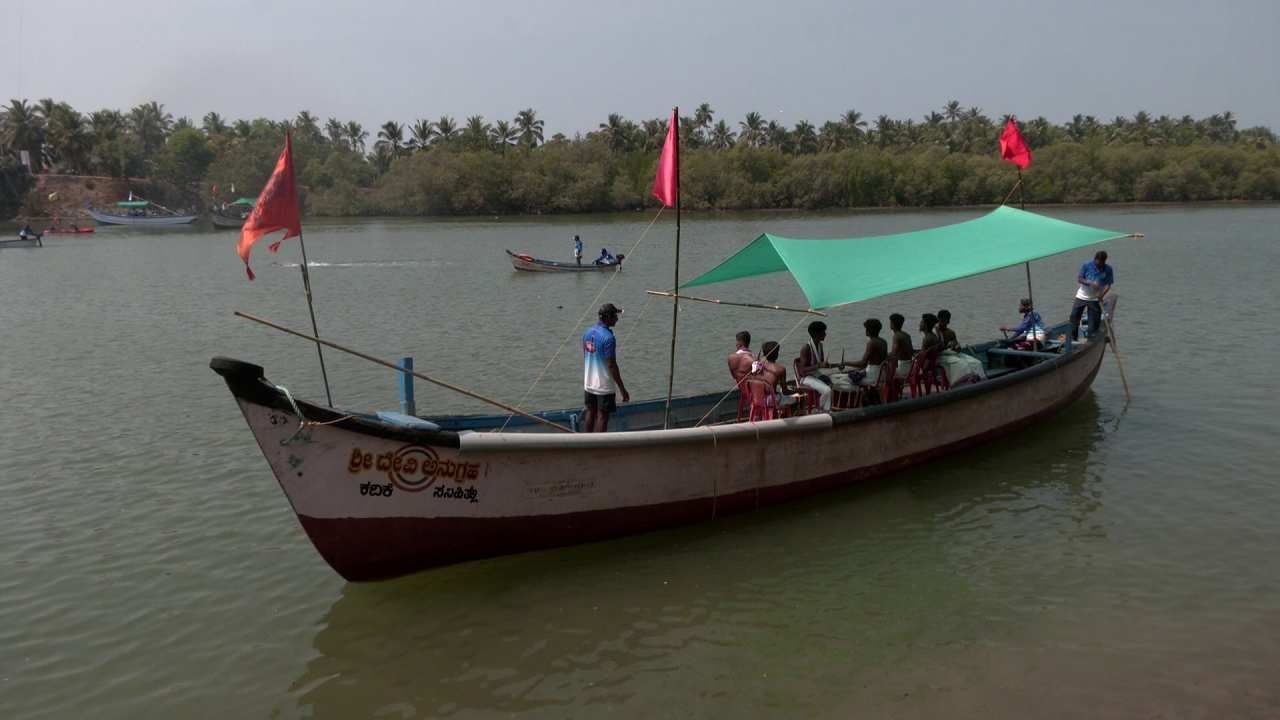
[1018,166,1033,310]
[663,106,680,430]
[295,228,334,407]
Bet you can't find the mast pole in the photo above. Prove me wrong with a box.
[1018,167,1034,309]
[296,228,334,407]
[663,106,680,430]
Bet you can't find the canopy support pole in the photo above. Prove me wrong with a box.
[645,290,826,316]
[1017,168,1034,309]
[296,229,334,407]
[663,106,681,430]
[234,311,574,433]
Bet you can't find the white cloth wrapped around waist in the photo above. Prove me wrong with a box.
[939,350,986,382]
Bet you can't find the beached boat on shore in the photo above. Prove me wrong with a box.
[214,206,1137,581]
[507,249,624,272]
[89,199,198,226]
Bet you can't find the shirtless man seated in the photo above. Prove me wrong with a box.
[753,341,796,414]
[888,313,915,379]
[727,330,754,384]
[845,318,889,386]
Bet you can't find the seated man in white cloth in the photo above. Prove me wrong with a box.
[888,313,915,379]
[845,318,888,387]
[936,308,986,383]
[796,321,837,412]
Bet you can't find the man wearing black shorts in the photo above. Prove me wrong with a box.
[581,303,630,432]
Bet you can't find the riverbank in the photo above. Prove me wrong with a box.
[16,174,181,220]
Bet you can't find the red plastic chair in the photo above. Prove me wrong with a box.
[744,379,777,422]
[793,359,820,415]
[877,361,900,404]
[906,346,949,398]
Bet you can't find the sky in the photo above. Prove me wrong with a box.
[5,0,1278,136]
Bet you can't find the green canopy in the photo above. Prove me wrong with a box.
[682,206,1136,310]
[230,197,257,207]
[115,200,149,208]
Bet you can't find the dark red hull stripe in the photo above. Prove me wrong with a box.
[298,363,1099,582]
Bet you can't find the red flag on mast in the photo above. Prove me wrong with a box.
[237,133,302,280]
[1000,118,1032,169]
[652,108,678,207]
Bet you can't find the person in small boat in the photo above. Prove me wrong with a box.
[19,223,35,239]
[574,235,583,265]
[935,309,986,383]
[581,303,630,432]
[727,330,754,384]
[1001,298,1047,349]
[753,340,797,414]
[888,313,915,379]
[594,248,616,265]
[796,321,838,412]
[844,318,888,386]
[1070,250,1113,342]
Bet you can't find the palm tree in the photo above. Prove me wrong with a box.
[694,102,714,140]
[817,121,846,152]
[840,109,867,143]
[45,104,91,172]
[432,115,458,145]
[128,101,172,154]
[514,108,544,147]
[679,115,703,149]
[943,100,962,123]
[325,117,345,146]
[709,119,735,150]
[640,118,668,153]
[462,115,492,151]
[792,120,817,154]
[408,119,433,152]
[376,121,405,157]
[2,99,46,170]
[491,120,518,154]
[293,110,321,142]
[598,113,631,154]
[739,111,765,147]
[764,120,789,150]
[344,121,367,153]
[874,115,898,147]
[173,116,195,132]
[232,119,253,139]
[203,112,228,136]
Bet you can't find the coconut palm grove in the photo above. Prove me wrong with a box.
[2,98,1277,219]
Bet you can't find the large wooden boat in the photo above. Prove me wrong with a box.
[214,207,1138,581]
[507,249,625,272]
[89,199,198,226]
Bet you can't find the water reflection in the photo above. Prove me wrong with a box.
[288,393,1109,718]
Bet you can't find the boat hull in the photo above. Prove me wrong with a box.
[210,213,246,229]
[89,207,199,225]
[44,228,94,235]
[1,236,41,248]
[213,326,1109,581]
[507,250,623,272]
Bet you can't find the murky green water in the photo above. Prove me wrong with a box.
[2,206,1278,718]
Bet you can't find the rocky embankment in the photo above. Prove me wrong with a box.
[18,175,176,221]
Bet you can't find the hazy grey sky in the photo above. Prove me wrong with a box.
[6,0,1278,134]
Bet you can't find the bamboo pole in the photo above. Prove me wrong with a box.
[663,105,681,430]
[234,311,574,434]
[294,229,334,407]
[644,290,827,316]
[1101,312,1131,401]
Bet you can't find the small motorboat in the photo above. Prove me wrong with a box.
[506,249,625,272]
[1,231,42,248]
[44,226,95,235]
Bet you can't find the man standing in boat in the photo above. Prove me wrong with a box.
[582,303,630,432]
[574,235,583,265]
[1070,250,1114,342]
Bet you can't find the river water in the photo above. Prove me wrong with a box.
[1,206,1277,718]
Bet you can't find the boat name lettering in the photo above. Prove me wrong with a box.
[433,484,479,503]
[347,445,482,492]
[360,482,394,497]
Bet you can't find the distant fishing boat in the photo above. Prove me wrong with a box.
[89,197,198,226]
[213,206,1140,581]
[43,226,94,235]
[506,249,625,272]
[1,232,41,248]
[210,197,256,230]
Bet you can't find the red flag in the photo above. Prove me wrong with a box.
[652,108,678,207]
[237,133,302,280]
[1000,118,1032,169]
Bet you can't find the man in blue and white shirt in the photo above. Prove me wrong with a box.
[1069,250,1114,341]
[582,303,630,432]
